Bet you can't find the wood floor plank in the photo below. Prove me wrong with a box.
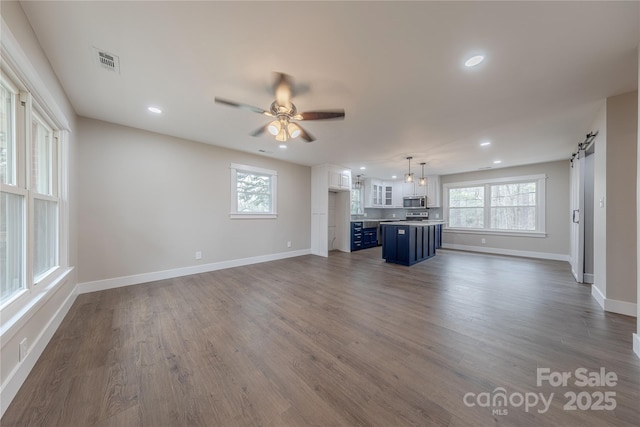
[2,248,639,426]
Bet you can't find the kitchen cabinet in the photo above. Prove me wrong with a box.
[381,223,438,266]
[328,169,351,191]
[364,178,384,208]
[365,179,409,208]
[384,184,393,206]
[402,181,416,197]
[426,175,441,207]
[351,222,377,251]
[312,164,351,257]
[392,181,404,207]
[351,222,363,251]
[363,228,378,248]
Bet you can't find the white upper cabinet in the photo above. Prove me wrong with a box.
[364,179,410,208]
[426,175,441,207]
[402,181,415,197]
[362,177,439,209]
[364,178,384,207]
[392,181,404,207]
[415,181,428,197]
[328,167,351,191]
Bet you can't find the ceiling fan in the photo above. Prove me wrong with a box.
[215,72,345,143]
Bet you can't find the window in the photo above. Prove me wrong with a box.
[1,76,17,185]
[1,72,24,305]
[1,192,24,304]
[444,175,546,236]
[0,67,66,309]
[448,186,484,228]
[351,186,363,214]
[230,163,277,219]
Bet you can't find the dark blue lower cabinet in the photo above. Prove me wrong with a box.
[382,224,438,266]
[362,228,377,248]
[435,224,442,249]
[352,222,377,251]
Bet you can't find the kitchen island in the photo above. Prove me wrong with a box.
[380,221,444,266]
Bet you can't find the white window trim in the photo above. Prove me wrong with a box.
[229,163,278,219]
[0,20,71,324]
[443,174,546,235]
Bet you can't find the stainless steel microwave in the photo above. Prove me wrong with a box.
[403,196,427,208]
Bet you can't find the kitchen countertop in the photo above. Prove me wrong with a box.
[380,220,445,226]
[350,219,397,222]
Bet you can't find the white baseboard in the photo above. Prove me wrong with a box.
[591,285,606,309]
[78,249,311,294]
[591,285,637,317]
[604,298,637,317]
[583,273,594,284]
[634,334,640,359]
[441,243,570,262]
[0,284,78,417]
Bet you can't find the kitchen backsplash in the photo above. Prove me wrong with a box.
[352,207,443,220]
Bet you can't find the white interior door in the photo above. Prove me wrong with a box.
[570,150,586,283]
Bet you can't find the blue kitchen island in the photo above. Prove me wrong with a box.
[381,221,444,266]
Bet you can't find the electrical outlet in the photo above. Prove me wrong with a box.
[363,212,367,217]
[435,213,440,219]
[195,251,202,260]
[481,238,486,244]
[19,338,27,362]
[392,213,396,218]
[287,241,292,248]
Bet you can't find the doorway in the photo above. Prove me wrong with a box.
[569,141,595,284]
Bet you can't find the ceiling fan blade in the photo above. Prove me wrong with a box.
[297,125,315,143]
[215,97,273,116]
[295,110,345,121]
[273,72,293,107]
[250,123,269,137]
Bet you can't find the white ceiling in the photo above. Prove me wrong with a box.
[19,1,639,178]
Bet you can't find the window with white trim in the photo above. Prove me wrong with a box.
[444,175,546,235]
[351,186,363,214]
[1,68,65,308]
[230,163,277,219]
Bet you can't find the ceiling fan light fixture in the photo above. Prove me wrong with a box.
[267,120,282,136]
[275,127,288,142]
[287,122,301,138]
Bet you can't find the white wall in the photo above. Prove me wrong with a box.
[77,117,311,284]
[606,92,638,306]
[441,160,570,260]
[592,103,608,298]
[591,91,638,318]
[636,41,640,357]
[0,1,78,415]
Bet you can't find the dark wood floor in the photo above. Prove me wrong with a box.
[3,248,639,426]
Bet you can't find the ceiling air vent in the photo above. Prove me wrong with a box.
[93,47,120,73]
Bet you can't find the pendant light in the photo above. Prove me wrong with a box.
[353,174,363,189]
[404,156,414,183]
[419,162,427,186]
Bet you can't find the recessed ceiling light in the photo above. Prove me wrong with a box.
[279,144,287,149]
[360,166,366,170]
[480,141,491,147]
[465,55,485,67]
[392,175,397,179]
[493,160,502,164]
[147,106,162,114]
